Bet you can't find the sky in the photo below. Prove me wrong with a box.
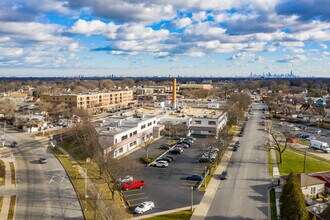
[0,0,330,77]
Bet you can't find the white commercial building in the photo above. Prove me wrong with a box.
[95,114,163,158]
[160,107,227,137]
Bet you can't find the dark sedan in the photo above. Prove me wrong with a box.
[169,149,181,155]
[159,145,170,150]
[220,171,229,180]
[186,174,203,181]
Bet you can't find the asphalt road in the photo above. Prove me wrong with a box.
[206,103,270,220]
[121,137,208,216]
[2,130,83,220]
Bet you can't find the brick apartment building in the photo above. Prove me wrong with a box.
[40,90,136,112]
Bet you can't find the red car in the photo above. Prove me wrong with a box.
[122,180,146,191]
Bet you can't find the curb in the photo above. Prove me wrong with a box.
[129,206,197,220]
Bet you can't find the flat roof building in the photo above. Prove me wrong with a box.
[95,114,163,158]
[40,90,136,112]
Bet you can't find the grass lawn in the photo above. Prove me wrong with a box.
[199,164,217,191]
[268,150,273,177]
[54,142,132,219]
[0,160,5,186]
[276,148,330,176]
[142,210,193,220]
[7,195,16,220]
[289,147,330,164]
[0,196,3,213]
[9,162,15,184]
[269,189,277,220]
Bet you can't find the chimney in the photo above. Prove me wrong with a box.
[172,78,177,109]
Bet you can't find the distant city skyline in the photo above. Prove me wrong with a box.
[0,1,330,77]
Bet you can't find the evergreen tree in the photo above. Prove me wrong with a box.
[280,171,309,220]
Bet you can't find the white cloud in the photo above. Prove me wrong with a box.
[228,52,255,60]
[320,43,328,49]
[277,54,308,63]
[174,17,192,29]
[192,11,208,21]
[69,19,119,36]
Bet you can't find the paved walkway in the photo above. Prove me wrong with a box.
[190,136,238,220]
[0,157,17,220]
[270,149,281,220]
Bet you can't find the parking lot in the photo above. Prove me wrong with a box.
[120,137,210,215]
[272,119,330,144]
[271,118,330,159]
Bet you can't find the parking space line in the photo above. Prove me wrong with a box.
[129,202,145,207]
[126,197,148,202]
[124,193,145,197]
[178,186,193,190]
[182,182,197,186]
[122,189,142,194]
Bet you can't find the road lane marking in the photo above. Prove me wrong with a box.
[126,197,148,202]
[48,176,55,184]
[60,175,69,182]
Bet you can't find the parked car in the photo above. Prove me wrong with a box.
[10,141,18,148]
[169,149,181,155]
[235,141,240,145]
[156,157,172,163]
[220,171,229,180]
[177,143,190,148]
[174,146,184,152]
[186,174,203,181]
[151,160,169,168]
[133,201,155,214]
[39,158,47,164]
[233,146,238,151]
[182,139,193,144]
[159,145,170,150]
[186,136,196,141]
[306,136,316,141]
[314,129,321,135]
[178,140,191,146]
[117,175,134,183]
[122,180,146,191]
[199,157,213,163]
[164,155,174,161]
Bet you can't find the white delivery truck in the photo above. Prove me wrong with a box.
[310,140,330,153]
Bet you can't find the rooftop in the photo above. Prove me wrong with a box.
[95,114,155,135]
[298,173,326,187]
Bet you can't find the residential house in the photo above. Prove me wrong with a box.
[298,173,326,197]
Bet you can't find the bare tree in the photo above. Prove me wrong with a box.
[37,101,54,121]
[0,100,16,120]
[140,132,153,159]
[264,121,290,164]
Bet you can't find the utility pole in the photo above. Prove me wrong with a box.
[303,150,307,173]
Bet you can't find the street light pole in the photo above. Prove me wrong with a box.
[191,186,194,211]
[84,168,88,211]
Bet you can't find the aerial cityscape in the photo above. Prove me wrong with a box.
[0,1,330,220]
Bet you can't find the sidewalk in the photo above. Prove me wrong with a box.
[0,157,17,220]
[270,149,281,220]
[190,137,238,220]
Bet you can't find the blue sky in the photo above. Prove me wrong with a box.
[0,0,330,77]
